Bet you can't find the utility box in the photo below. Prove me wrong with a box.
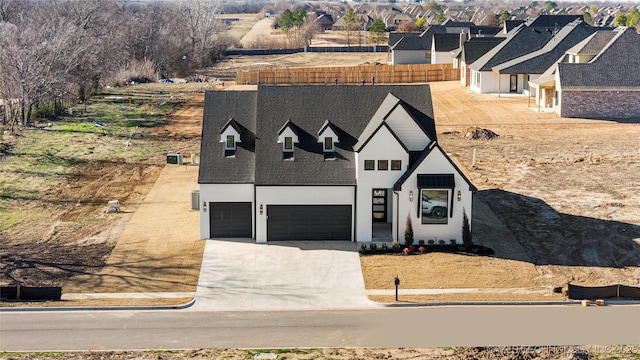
[190,190,200,210]
[167,153,183,165]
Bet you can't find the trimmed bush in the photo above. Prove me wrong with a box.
[428,239,435,245]
[418,239,425,246]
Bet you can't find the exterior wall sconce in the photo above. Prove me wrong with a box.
[202,202,207,212]
[457,191,462,201]
[259,204,264,215]
[409,191,414,202]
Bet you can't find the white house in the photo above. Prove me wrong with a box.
[198,85,476,244]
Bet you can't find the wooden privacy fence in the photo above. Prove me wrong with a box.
[237,64,460,85]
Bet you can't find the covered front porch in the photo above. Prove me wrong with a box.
[529,75,557,113]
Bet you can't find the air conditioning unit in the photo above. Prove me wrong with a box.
[167,153,183,165]
[190,190,200,210]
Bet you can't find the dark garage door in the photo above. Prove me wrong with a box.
[210,202,252,238]
[267,205,352,241]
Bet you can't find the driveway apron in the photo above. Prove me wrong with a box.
[191,240,371,310]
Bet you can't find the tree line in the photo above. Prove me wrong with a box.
[0,0,234,132]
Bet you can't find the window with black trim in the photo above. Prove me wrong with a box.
[364,160,375,170]
[391,160,401,170]
[377,160,388,171]
[421,190,448,224]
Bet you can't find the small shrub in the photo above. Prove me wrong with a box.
[418,246,426,253]
[438,240,445,245]
[450,239,457,245]
[428,239,435,245]
[392,241,400,250]
[404,213,414,246]
[403,247,411,255]
[418,239,425,246]
[370,242,377,251]
[462,208,473,246]
[360,243,367,252]
[381,242,388,251]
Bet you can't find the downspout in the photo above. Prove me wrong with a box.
[393,190,399,242]
[353,185,357,242]
[253,185,257,240]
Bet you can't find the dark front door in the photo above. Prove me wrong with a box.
[510,75,517,93]
[372,189,387,222]
[267,205,352,241]
[210,202,252,238]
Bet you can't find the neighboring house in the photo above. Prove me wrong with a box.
[468,15,585,95]
[530,27,640,119]
[457,37,505,86]
[314,14,334,31]
[431,33,463,64]
[390,22,500,65]
[490,20,597,96]
[198,85,476,244]
[389,32,430,64]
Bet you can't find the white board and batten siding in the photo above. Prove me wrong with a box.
[396,146,473,244]
[384,105,432,151]
[355,125,409,242]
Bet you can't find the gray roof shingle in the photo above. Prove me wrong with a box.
[199,85,435,186]
[558,28,640,90]
[462,37,504,64]
[492,20,597,74]
[433,33,462,52]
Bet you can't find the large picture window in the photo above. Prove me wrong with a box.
[421,190,448,224]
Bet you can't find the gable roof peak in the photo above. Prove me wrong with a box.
[318,120,339,136]
[277,119,299,136]
[220,118,241,134]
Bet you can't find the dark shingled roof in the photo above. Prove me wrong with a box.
[569,30,616,54]
[391,34,430,51]
[505,20,526,33]
[558,28,640,90]
[199,85,435,186]
[493,21,597,74]
[470,18,565,72]
[388,32,420,47]
[433,33,462,52]
[525,15,583,28]
[462,37,504,64]
[199,91,257,184]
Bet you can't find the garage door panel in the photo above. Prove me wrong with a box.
[210,202,252,238]
[267,205,351,241]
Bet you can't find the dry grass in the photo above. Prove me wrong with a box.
[361,253,547,289]
[0,298,192,308]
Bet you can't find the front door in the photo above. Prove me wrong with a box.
[372,189,387,222]
[510,75,517,93]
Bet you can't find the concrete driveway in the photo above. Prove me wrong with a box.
[191,239,371,311]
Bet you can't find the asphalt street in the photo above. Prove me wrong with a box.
[1,306,639,351]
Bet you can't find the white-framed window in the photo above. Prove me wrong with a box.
[225,135,235,150]
[391,160,402,170]
[284,136,293,151]
[323,137,333,152]
[421,189,449,224]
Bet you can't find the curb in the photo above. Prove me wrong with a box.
[0,298,196,312]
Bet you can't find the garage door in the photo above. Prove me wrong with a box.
[210,202,252,238]
[267,205,352,241]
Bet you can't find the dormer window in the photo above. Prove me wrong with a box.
[278,120,299,160]
[323,137,333,152]
[284,136,293,151]
[226,135,236,150]
[317,120,339,158]
[220,118,241,158]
